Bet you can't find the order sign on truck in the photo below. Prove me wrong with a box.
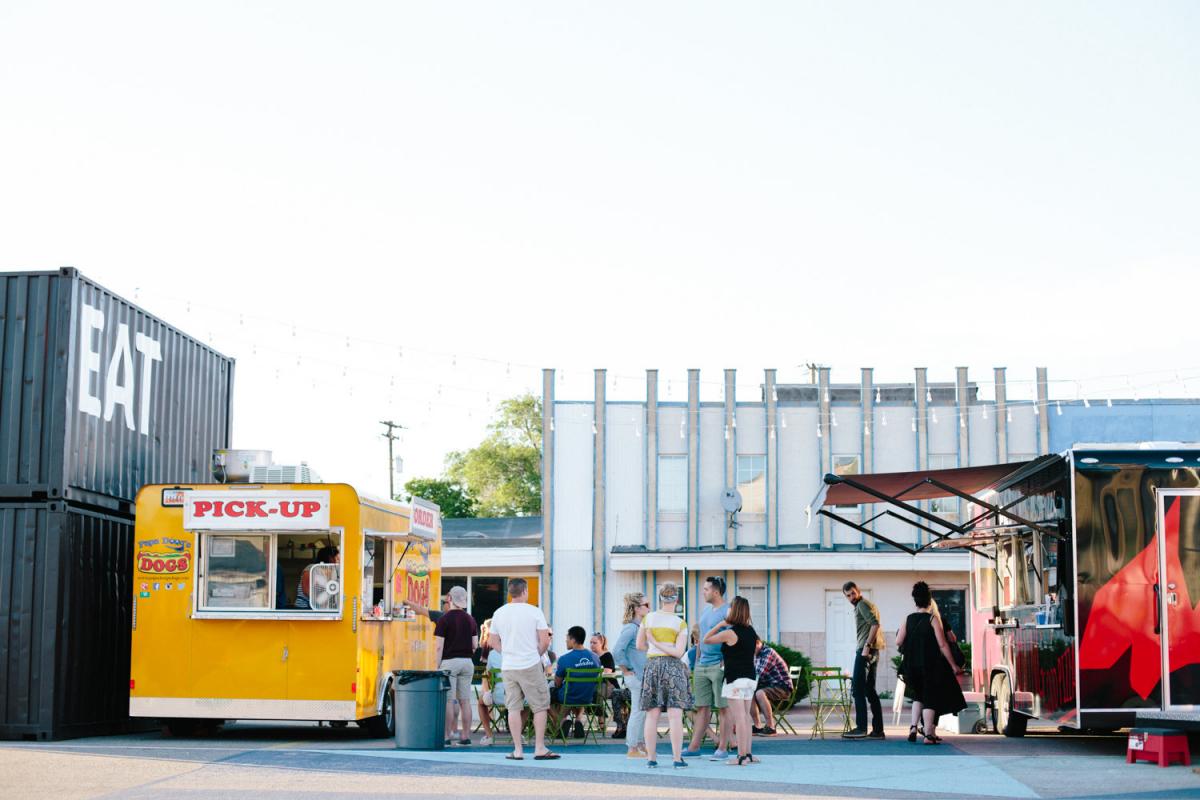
[183,490,331,530]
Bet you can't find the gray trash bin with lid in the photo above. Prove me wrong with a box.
[392,669,450,750]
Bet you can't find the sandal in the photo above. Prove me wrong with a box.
[533,751,561,760]
[907,725,918,743]
[923,735,940,745]
[505,753,524,760]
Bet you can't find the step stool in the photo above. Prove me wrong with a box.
[1127,727,1191,768]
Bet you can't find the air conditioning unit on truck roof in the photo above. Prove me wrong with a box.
[248,463,323,484]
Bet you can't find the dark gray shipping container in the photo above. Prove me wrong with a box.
[0,501,150,740]
[0,268,234,513]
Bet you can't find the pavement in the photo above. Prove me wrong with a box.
[3,715,1200,800]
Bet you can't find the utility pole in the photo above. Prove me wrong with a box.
[380,420,406,500]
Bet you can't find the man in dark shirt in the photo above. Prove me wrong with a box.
[435,586,478,745]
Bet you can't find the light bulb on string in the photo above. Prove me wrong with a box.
[816,424,822,438]
[772,387,778,403]
[732,416,737,429]
[1033,401,1039,416]
[911,417,917,432]
[881,412,888,427]
[982,405,988,420]
[680,418,686,440]
[926,388,932,403]
[831,410,839,427]
[781,412,788,429]
[769,424,776,440]
[1007,408,1013,422]
[592,420,598,435]
[864,421,871,436]
[931,408,938,424]
[875,387,881,403]
[1056,401,1062,416]
[724,424,730,441]
[960,414,966,429]
[1107,397,1113,408]
[1083,398,1091,408]
[824,388,830,403]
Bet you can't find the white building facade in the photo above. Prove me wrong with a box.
[541,366,1054,689]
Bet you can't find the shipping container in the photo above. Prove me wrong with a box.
[0,268,235,513]
[0,500,150,740]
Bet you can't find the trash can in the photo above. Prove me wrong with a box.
[392,670,450,750]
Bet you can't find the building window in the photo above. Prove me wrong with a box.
[736,455,766,514]
[202,534,271,610]
[658,455,688,513]
[741,584,767,631]
[928,453,959,520]
[832,454,860,512]
[931,588,967,641]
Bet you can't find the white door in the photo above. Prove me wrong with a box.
[825,589,866,675]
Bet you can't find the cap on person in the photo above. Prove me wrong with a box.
[449,585,468,609]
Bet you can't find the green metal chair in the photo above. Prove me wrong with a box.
[769,665,804,735]
[808,666,852,739]
[551,667,605,745]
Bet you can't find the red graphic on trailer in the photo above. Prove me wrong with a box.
[1079,498,1200,699]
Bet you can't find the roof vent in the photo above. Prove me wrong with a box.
[249,463,323,484]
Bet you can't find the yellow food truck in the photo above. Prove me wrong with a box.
[129,480,441,736]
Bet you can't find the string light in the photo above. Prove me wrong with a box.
[769,424,776,440]
[911,417,917,432]
[831,410,839,427]
[931,408,938,424]
[592,420,598,435]
[1083,398,1090,408]
[1056,400,1062,416]
[875,387,882,403]
[881,411,888,426]
[982,405,988,420]
[926,388,932,403]
[1033,401,1040,416]
[781,412,788,429]
[1007,408,1013,422]
[816,423,822,438]
[724,424,730,441]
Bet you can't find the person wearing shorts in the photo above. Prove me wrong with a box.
[684,576,731,759]
[703,596,760,766]
[488,578,559,760]
[434,585,478,745]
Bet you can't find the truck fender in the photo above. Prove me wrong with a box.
[375,673,393,715]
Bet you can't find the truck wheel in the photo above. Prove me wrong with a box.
[990,674,1027,738]
[365,682,395,738]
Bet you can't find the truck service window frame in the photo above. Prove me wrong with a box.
[194,528,344,619]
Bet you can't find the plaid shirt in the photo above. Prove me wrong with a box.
[754,647,793,691]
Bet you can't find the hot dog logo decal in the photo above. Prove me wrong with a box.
[183,490,331,530]
[136,537,193,575]
[395,542,432,608]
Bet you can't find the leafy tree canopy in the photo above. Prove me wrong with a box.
[445,394,542,517]
[401,477,476,519]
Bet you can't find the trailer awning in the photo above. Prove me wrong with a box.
[818,463,1028,507]
[806,458,1063,555]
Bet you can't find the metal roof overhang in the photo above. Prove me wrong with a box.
[808,457,1065,555]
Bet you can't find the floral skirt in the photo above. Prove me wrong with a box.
[640,656,694,711]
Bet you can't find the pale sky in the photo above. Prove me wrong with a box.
[2,2,1198,497]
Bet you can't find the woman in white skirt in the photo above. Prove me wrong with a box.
[703,596,760,766]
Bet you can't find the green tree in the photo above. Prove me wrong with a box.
[401,477,476,519]
[446,394,542,517]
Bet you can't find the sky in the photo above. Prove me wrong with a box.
[2,2,1198,497]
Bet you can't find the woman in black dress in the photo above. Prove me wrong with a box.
[896,581,966,744]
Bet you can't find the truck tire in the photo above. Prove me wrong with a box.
[990,674,1027,738]
[365,682,395,738]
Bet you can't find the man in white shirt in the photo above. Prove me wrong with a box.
[487,578,559,760]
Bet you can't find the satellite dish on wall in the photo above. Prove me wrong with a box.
[721,488,743,513]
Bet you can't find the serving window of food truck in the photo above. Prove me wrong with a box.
[187,490,345,619]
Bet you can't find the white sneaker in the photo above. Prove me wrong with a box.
[480,736,494,746]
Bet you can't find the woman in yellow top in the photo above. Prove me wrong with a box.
[636,582,693,769]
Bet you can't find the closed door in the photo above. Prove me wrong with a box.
[1158,490,1200,709]
[825,590,865,675]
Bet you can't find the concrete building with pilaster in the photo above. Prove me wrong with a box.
[532,366,1200,693]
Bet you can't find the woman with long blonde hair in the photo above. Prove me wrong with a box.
[614,591,651,757]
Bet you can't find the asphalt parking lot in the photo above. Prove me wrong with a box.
[3,720,1200,800]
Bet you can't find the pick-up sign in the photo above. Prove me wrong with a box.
[183,490,331,530]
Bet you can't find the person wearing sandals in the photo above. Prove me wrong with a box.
[488,578,561,760]
[896,581,967,745]
[702,596,760,766]
[637,582,693,769]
